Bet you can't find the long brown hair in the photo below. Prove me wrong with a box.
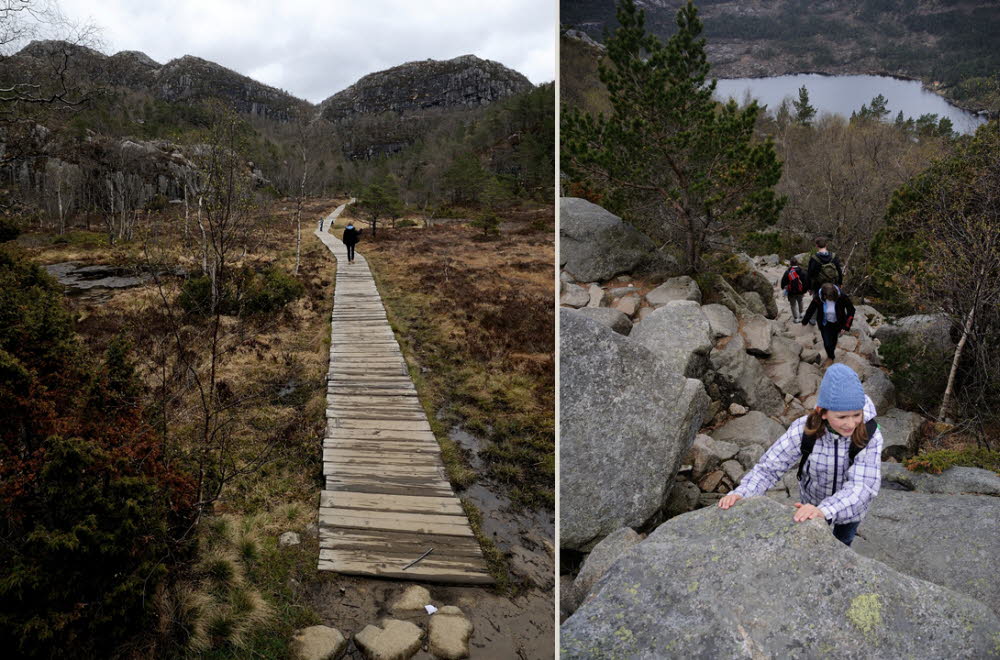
[805,408,869,451]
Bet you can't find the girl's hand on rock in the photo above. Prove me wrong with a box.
[718,493,742,510]
[793,502,824,522]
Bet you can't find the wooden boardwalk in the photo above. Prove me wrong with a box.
[313,205,493,584]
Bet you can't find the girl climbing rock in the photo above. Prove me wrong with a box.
[717,364,883,547]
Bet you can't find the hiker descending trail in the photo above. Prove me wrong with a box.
[312,202,492,584]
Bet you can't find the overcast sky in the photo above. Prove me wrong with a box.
[54,0,556,104]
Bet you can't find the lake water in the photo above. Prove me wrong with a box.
[714,74,986,134]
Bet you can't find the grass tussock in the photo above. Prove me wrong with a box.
[362,216,554,509]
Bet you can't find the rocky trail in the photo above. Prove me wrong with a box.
[559,197,1000,657]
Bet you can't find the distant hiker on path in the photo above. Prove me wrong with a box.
[342,222,361,264]
[801,283,856,368]
[780,256,809,323]
[718,364,884,547]
[806,237,843,325]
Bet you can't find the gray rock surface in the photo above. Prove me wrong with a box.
[630,301,713,378]
[880,463,1000,496]
[645,275,701,307]
[560,310,709,550]
[761,335,802,396]
[568,527,643,613]
[586,284,608,308]
[561,498,1000,658]
[686,434,740,480]
[560,282,590,308]
[279,531,301,547]
[568,307,632,336]
[873,313,955,353]
[291,626,348,660]
[732,254,779,319]
[854,490,1000,616]
[708,335,785,416]
[612,293,640,317]
[710,411,786,448]
[740,314,773,357]
[742,290,767,316]
[559,198,657,282]
[663,481,701,519]
[876,408,923,461]
[701,303,738,339]
[862,368,896,414]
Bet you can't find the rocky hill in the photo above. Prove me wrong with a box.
[562,0,1000,113]
[318,55,534,158]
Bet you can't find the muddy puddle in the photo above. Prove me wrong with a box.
[43,262,184,302]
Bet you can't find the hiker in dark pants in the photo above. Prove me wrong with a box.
[806,237,843,325]
[801,283,855,368]
[719,365,883,547]
[342,222,361,264]
[780,256,809,323]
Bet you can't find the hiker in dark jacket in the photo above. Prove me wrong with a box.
[807,237,843,307]
[342,223,361,264]
[780,256,809,323]
[719,365,883,547]
[801,283,855,367]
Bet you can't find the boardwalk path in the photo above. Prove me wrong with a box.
[313,204,492,584]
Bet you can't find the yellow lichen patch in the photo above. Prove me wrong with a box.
[846,593,883,643]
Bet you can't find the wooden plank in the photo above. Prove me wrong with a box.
[325,478,454,497]
[320,491,464,515]
[325,441,439,454]
[318,527,481,557]
[320,508,474,537]
[325,428,438,441]
[333,419,432,431]
[322,451,443,466]
[318,550,493,584]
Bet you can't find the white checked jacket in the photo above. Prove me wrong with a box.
[732,396,883,524]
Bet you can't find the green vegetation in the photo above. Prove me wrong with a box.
[461,499,513,594]
[179,265,305,317]
[562,0,784,273]
[878,335,950,413]
[905,448,1000,475]
[846,593,883,643]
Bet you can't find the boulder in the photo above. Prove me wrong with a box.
[561,497,1000,658]
[698,469,725,492]
[645,276,701,307]
[291,626,348,660]
[609,286,638,299]
[801,347,821,364]
[796,362,821,398]
[721,459,744,485]
[701,303,737,340]
[428,606,474,660]
[569,307,632,336]
[740,314,773,357]
[876,408,923,461]
[732,253,779,319]
[741,290,767,316]
[761,336,802,396]
[862,368,896,415]
[835,352,873,381]
[728,403,747,416]
[354,619,423,660]
[873,313,955,353]
[586,284,608,308]
[837,334,859,352]
[560,270,575,283]
[559,197,657,282]
[630,301,713,379]
[390,585,432,614]
[707,335,785,416]
[560,310,709,550]
[568,527,643,613]
[685,434,739,480]
[855,304,886,328]
[560,283,590,308]
[853,490,1000,616]
[778,399,810,427]
[710,411,786,449]
[635,306,654,322]
[880,463,1000,496]
[612,293,640,318]
[663,481,701,519]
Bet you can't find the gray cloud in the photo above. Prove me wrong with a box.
[56,0,556,103]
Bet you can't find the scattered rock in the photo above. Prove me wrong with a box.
[707,334,785,416]
[835,352,873,381]
[560,197,657,282]
[701,303,738,339]
[800,348,821,364]
[428,606,474,660]
[630,301,713,379]
[645,276,702,308]
[740,314,773,357]
[569,527,642,613]
[568,307,632,336]
[837,334,859,352]
[663,481,701,519]
[560,270,575,283]
[608,286,638,299]
[728,402,747,416]
[355,619,423,660]
[561,497,1000,658]
[586,284,608,308]
[612,293,640,317]
[686,434,739,480]
[698,469,725,492]
[721,459,744,485]
[560,283,590,308]
[390,586,432,614]
[279,531,301,547]
[560,310,708,550]
[710,411,786,449]
[291,625,348,660]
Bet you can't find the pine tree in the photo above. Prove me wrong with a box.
[562,0,784,273]
[792,85,817,125]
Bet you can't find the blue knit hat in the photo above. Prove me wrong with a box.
[816,364,865,411]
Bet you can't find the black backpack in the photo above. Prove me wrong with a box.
[787,267,805,295]
[797,418,878,482]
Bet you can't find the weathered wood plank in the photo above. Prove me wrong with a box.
[320,491,464,515]
[319,509,474,537]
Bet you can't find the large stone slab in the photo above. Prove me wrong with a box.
[630,300,713,379]
[876,408,922,460]
[560,282,590,308]
[568,307,632,336]
[560,310,709,550]
[740,314,773,357]
[761,335,802,396]
[645,276,701,307]
[559,197,656,282]
[701,303,737,339]
[561,497,1000,658]
[880,463,1000,496]
[863,368,896,414]
[873,313,955,353]
[853,490,1000,616]
[710,411,786,449]
[567,527,643,613]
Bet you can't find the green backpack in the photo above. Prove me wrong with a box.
[815,254,840,286]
